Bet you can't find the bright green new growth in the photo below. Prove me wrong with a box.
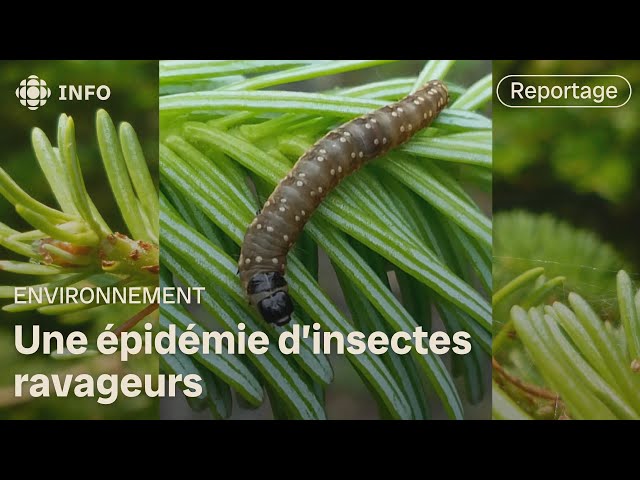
[160,60,492,419]
[492,213,640,420]
[0,110,158,315]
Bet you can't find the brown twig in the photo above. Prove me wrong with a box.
[492,357,560,401]
[114,303,159,336]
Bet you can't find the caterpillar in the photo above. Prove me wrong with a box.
[238,79,450,326]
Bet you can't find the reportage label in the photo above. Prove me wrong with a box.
[496,75,632,108]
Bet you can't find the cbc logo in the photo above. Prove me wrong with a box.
[15,75,52,111]
[15,75,111,111]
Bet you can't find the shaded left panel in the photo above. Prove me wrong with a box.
[0,61,159,419]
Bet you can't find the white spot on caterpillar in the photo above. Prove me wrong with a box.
[239,85,447,278]
[245,258,251,264]
[256,223,262,229]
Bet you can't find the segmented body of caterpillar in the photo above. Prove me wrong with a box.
[239,80,450,325]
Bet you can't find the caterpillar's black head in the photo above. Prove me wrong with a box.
[247,271,293,326]
[258,291,293,326]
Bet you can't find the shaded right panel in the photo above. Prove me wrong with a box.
[492,60,640,420]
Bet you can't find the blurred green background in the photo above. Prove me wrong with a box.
[494,60,640,270]
[493,61,639,419]
[0,60,158,419]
